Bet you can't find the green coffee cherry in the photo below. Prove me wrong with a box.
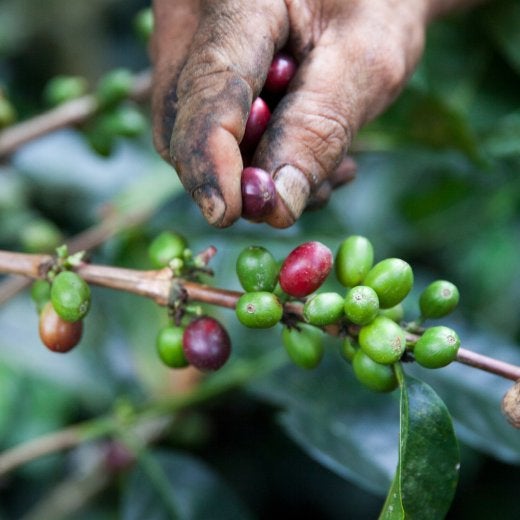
[236,245,279,292]
[419,280,459,320]
[364,258,413,309]
[96,68,134,108]
[335,235,374,287]
[44,75,88,106]
[282,324,324,369]
[20,219,63,253]
[156,325,189,368]
[50,271,91,323]
[31,279,51,314]
[413,326,460,369]
[97,105,147,138]
[0,96,16,128]
[236,291,283,328]
[378,303,404,323]
[303,292,345,326]
[344,285,379,326]
[359,315,406,364]
[148,231,187,268]
[339,337,357,362]
[134,8,154,41]
[352,350,398,392]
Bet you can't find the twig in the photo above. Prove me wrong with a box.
[0,249,519,382]
[0,69,152,158]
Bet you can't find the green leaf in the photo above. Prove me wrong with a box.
[121,450,253,520]
[380,371,459,519]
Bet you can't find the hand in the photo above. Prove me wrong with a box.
[150,0,472,228]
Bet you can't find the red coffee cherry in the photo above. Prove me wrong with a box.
[279,241,333,298]
[240,97,270,153]
[241,167,277,220]
[264,52,297,94]
[39,301,83,353]
[182,316,231,371]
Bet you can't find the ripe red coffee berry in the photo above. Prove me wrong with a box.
[279,241,333,298]
[182,316,231,372]
[39,301,83,353]
[264,52,298,94]
[240,97,270,153]
[241,167,277,220]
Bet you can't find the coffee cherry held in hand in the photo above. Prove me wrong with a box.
[241,167,277,221]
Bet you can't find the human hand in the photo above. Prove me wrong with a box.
[150,0,468,228]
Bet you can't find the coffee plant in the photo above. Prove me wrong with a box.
[1,1,520,519]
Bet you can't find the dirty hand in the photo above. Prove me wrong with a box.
[151,0,473,228]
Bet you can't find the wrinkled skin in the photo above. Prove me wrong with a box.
[151,0,483,228]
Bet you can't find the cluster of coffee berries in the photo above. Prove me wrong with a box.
[150,232,231,372]
[31,248,91,353]
[233,235,461,392]
[240,52,298,221]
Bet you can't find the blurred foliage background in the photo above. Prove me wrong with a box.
[0,0,520,518]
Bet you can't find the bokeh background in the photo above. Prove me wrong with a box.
[1,0,519,518]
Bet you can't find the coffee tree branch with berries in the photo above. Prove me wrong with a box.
[1,3,520,519]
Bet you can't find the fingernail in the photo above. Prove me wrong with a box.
[192,185,226,226]
[273,165,310,221]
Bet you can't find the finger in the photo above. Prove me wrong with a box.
[256,6,424,228]
[171,1,289,227]
[150,0,200,161]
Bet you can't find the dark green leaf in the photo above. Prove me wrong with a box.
[121,450,252,520]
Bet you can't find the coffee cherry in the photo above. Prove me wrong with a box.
[502,381,520,429]
[264,52,298,93]
[241,167,277,221]
[419,280,460,320]
[51,271,91,323]
[236,245,279,292]
[236,291,283,328]
[364,258,413,309]
[413,326,460,369]
[44,75,88,106]
[148,231,187,268]
[359,316,406,365]
[39,302,83,353]
[31,279,51,314]
[335,235,374,288]
[20,219,63,253]
[279,241,333,298]
[96,68,134,108]
[134,7,154,42]
[303,292,345,326]
[344,286,379,326]
[98,105,147,138]
[339,337,357,362]
[378,303,405,323]
[282,324,324,369]
[352,350,398,393]
[156,325,189,368]
[182,316,231,371]
[0,96,16,128]
[240,97,270,153]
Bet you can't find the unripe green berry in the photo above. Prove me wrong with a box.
[364,258,413,309]
[98,105,147,138]
[236,245,279,292]
[282,324,324,369]
[352,350,398,392]
[96,68,134,108]
[31,279,51,314]
[303,292,344,326]
[134,8,154,42]
[413,326,460,369]
[335,235,374,287]
[20,219,63,253]
[339,337,357,362]
[44,75,88,106]
[359,316,406,365]
[378,303,405,323]
[156,326,189,368]
[50,271,91,323]
[236,291,283,328]
[148,231,187,268]
[344,285,379,326]
[0,96,16,128]
[419,280,459,320]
